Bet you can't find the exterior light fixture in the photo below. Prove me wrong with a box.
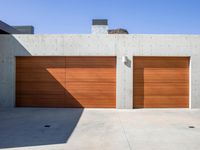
[122,56,128,64]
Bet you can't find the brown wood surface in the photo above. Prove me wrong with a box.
[16,56,116,108]
[133,57,189,108]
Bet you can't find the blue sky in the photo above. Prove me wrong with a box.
[0,0,200,34]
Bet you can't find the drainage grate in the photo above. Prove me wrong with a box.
[44,125,51,128]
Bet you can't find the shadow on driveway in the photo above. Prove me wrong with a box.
[0,108,83,149]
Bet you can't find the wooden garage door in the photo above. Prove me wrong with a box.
[16,56,116,108]
[133,57,189,108]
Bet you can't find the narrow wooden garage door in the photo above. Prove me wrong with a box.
[133,57,189,108]
[16,56,116,108]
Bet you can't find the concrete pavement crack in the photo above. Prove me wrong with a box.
[117,111,132,150]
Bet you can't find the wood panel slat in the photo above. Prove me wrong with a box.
[134,68,189,83]
[134,57,189,68]
[134,82,189,96]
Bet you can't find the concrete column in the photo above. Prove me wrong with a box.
[116,54,133,108]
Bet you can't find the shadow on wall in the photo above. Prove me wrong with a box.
[0,35,84,148]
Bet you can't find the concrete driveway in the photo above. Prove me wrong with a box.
[0,108,200,150]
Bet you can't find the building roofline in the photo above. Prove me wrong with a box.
[0,20,21,34]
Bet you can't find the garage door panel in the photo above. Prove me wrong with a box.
[143,83,189,96]
[144,100,188,106]
[134,96,188,105]
[66,93,115,100]
[16,56,116,108]
[66,68,115,82]
[17,82,66,95]
[65,90,116,95]
[17,94,66,100]
[66,77,115,82]
[138,104,188,108]
[16,72,65,82]
[134,96,189,101]
[66,82,115,89]
[134,57,189,69]
[16,99,67,107]
[16,64,65,73]
[16,57,65,63]
[65,57,116,108]
[16,94,65,107]
[133,104,188,108]
[86,105,115,108]
[134,69,189,83]
[133,69,144,82]
[67,103,115,108]
[144,68,188,83]
[66,82,116,105]
[65,98,115,104]
[133,57,189,108]
[65,100,115,108]
[66,56,116,68]
[134,83,189,96]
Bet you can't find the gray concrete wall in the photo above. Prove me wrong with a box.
[0,34,200,108]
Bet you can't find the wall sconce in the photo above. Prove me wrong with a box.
[122,56,128,64]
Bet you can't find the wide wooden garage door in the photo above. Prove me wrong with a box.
[16,56,116,108]
[133,57,189,108]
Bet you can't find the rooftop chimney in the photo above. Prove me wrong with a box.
[12,26,34,34]
[91,19,108,34]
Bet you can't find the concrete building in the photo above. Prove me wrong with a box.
[0,20,34,34]
[0,20,200,109]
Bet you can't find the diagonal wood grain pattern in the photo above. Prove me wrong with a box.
[133,57,189,108]
[16,56,116,108]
